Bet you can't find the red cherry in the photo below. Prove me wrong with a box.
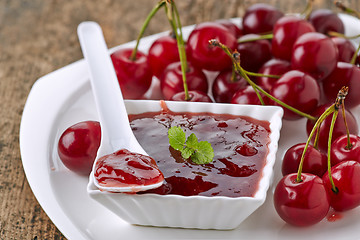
[170,90,213,102]
[270,70,320,120]
[242,3,284,34]
[272,15,315,61]
[237,34,272,73]
[148,35,179,79]
[330,134,360,166]
[256,59,291,92]
[306,104,359,152]
[291,32,338,81]
[231,85,264,105]
[58,121,101,175]
[322,160,360,212]
[187,22,237,71]
[322,62,360,109]
[282,143,327,177]
[308,9,345,35]
[160,61,208,100]
[111,48,153,99]
[212,69,248,103]
[331,37,356,63]
[274,173,330,227]
[216,19,242,38]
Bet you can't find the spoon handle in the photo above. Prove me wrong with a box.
[77,21,144,155]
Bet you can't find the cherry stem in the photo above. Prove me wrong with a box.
[327,110,339,193]
[210,39,317,121]
[335,1,360,19]
[243,70,281,79]
[338,86,353,149]
[328,31,360,40]
[130,1,166,61]
[351,42,360,65]
[166,0,190,100]
[296,104,335,182]
[230,66,237,83]
[301,0,314,19]
[237,33,273,43]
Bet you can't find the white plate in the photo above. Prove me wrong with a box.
[20,15,360,240]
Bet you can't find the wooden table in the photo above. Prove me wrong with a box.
[1,0,358,239]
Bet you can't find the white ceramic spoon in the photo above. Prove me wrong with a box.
[77,21,163,192]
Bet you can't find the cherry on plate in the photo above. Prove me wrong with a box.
[308,9,344,35]
[331,37,356,63]
[282,143,327,177]
[330,134,360,166]
[274,173,330,227]
[257,59,291,92]
[322,160,360,212]
[231,85,265,105]
[58,121,101,175]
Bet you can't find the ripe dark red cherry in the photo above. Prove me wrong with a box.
[274,173,330,227]
[331,134,360,166]
[331,37,356,63]
[160,61,208,100]
[306,104,359,152]
[270,70,320,120]
[256,59,291,92]
[282,143,327,177]
[216,19,242,38]
[148,35,179,79]
[231,86,264,105]
[237,34,272,73]
[170,90,213,102]
[308,9,345,35]
[111,48,153,99]
[242,3,284,34]
[272,15,315,61]
[322,62,360,109]
[322,160,360,212]
[212,69,248,103]
[58,121,101,175]
[291,32,338,81]
[187,22,237,71]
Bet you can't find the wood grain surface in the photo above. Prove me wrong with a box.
[1,0,359,239]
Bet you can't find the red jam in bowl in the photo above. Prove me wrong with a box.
[129,108,271,198]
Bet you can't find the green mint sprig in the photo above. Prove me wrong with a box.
[168,126,214,164]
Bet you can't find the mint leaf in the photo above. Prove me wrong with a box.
[168,126,186,151]
[168,126,214,164]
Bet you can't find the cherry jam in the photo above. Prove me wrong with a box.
[130,109,271,197]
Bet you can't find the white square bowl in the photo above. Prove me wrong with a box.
[87,100,283,230]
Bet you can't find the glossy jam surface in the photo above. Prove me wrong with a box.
[130,109,271,197]
[94,149,164,189]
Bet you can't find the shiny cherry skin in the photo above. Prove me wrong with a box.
[148,35,179,79]
[111,48,153,99]
[331,37,356,63]
[272,15,315,61]
[256,59,291,92]
[58,121,101,175]
[216,19,242,38]
[282,143,327,177]
[237,34,272,73]
[274,173,330,227]
[322,62,360,109]
[291,32,338,81]
[242,3,284,34]
[306,104,359,152]
[160,61,208,100]
[308,9,345,35]
[322,160,360,212]
[170,90,213,102]
[231,86,264,105]
[331,134,360,166]
[94,149,164,189]
[270,70,320,120]
[212,69,248,103]
[187,22,237,71]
